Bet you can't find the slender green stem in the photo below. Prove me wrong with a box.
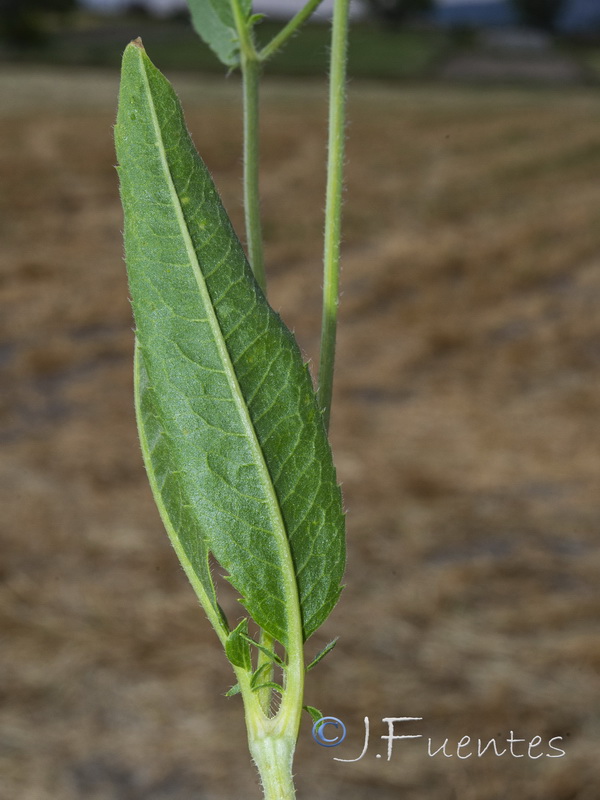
[250,735,296,800]
[258,0,326,62]
[241,55,267,293]
[230,0,267,293]
[223,2,349,795]
[234,668,295,799]
[317,0,350,431]
[241,637,302,800]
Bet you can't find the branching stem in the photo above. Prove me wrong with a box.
[258,0,326,62]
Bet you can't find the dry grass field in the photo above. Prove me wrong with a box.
[1,64,600,799]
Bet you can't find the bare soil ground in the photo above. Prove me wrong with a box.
[2,66,600,800]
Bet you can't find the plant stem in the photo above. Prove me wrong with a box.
[258,0,326,62]
[233,663,297,800]
[241,54,267,294]
[317,0,350,431]
[237,618,304,799]
[230,0,267,293]
[250,734,297,800]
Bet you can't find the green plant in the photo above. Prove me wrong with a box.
[114,2,350,798]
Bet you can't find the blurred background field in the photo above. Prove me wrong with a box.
[2,2,600,799]
[3,0,600,81]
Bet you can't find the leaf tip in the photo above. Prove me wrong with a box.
[130,36,144,49]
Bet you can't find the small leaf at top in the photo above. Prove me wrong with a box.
[187,0,252,67]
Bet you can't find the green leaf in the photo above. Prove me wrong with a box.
[225,682,241,696]
[303,705,323,723]
[114,41,345,650]
[225,619,252,670]
[241,632,284,666]
[250,662,272,689]
[186,0,252,67]
[306,637,338,671]
[248,13,266,26]
[252,681,283,694]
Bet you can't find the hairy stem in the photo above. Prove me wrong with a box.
[250,735,297,800]
[230,0,267,293]
[237,621,304,799]
[317,0,350,431]
[241,54,267,293]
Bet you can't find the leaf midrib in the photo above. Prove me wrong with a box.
[135,48,302,649]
